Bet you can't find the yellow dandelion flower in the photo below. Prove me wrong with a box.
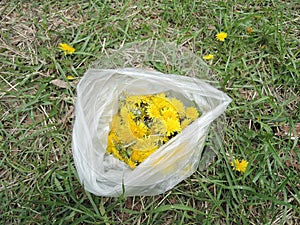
[111,115,122,130]
[141,95,151,105]
[203,54,214,60]
[126,95,149,106]
[111,146,124,162]
[107,132,118,153]
[132,138,158,152]
[129,119,148,139]
[161,107,178,121]
[185,107,199,120]
[247,27,253,34]
[261,45,266,49]
[131,147,157,163]
[181,118,192,130]
[126,159,137,169]
[125,95,138,106]
[164,117,181,136]
[58,43,75,55]
[170,98,185,117]
[156,92,166,99]
[152,95,174,112]
[216,32,228,42]
[231,159,248,173]
[131,150,144,163]
[67,75,75,80]
[146,103,161,119]
[120,106,131,122]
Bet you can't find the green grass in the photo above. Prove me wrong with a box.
[1,0,299,224]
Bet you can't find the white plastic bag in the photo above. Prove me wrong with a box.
[72,68,231,196]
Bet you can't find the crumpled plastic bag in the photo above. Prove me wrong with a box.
[72,67,232,196]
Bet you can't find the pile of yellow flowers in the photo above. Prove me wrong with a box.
[106,92,200,169]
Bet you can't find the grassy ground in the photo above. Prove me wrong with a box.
[1,0,299,224]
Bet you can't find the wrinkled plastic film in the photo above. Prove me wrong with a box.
[91,40,210,79]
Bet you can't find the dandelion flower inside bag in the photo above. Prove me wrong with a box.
[72,68,231,196]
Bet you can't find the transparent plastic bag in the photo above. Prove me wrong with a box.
[72,41,232,196]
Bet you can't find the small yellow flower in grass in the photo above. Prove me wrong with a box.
[231,159,248,173]
[58,43,75,55]
[261,45,266,49]
[216,32,228,42]
[247,27,253,34]
[67,75,75,80]
[203,54,214,60]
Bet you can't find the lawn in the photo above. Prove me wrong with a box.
[1,0,299,224]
